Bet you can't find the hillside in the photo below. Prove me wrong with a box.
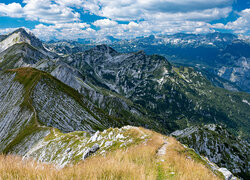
[0,127,228,180]
[0,67,167,154]
[172,124,250,179]
[108,33,250,93]
[61,45,250,141]
[0,28,249,179]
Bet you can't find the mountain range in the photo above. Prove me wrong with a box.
[0,28,249,179]
[110,33,250,93]
[46,32,250,93]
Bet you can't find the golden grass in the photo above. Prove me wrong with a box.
[160,137,221,180]
[0,128,222,180]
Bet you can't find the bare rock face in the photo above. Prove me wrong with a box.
[51,63,84,92]
[0,68,109,154]
[23,126,149,168]
[0,28,44,53]
[171,124,250,179]
[83,143,100,160]
[218,168,234,180]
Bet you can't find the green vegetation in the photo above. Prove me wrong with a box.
[0,130,223,180]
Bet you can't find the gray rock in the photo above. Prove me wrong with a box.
[66,148,71,153]
[171,124,249,179]
[218,168,233,180]
[83,143,100,159]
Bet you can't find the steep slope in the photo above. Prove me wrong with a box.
[0,67,116,153]
[0,42,49,70]
[0,28,45,53]
[62,45,250,140]
[0,28,56,71]
[49,62,160,133]
[109,33,250,93]
[172,124,250,179]
[0,126,229,180]
[0,71,48,153]
[0,31,165,135]
[0,30,156,133]
[0,67,165,154]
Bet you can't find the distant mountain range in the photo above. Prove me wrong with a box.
[45,32,250,93]
[0,28,249,179]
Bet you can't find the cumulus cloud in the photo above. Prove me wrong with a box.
[0,0,248,40]
[82,0,233,21]
[32,23,94,40]
[0,27,21,34]
[0,0,80,24]
[55,0,83,7]
[145,7,232,22]
[92,19,118,27]
[213,8,250,34]
[88,20,215,40]
[0,3,23,17]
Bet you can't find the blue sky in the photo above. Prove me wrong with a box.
[0,0,249,40]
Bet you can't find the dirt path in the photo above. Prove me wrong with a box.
[157,138,168,157]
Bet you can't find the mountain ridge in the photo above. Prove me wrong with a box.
[45,32,249,93]
[0,29,249,179]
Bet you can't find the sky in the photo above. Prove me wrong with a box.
[0,0,249,40]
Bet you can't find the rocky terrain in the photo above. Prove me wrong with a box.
[172,124,250,179]
[0,28,249,179]
[48,32,250,93]
[108,33,250,93]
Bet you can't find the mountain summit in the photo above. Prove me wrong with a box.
[0,28,45,53]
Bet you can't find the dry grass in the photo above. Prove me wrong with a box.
[0,128,222,180]
[160,137,221,180]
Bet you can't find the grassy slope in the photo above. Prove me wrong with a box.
[2,67,111,153]
[7,67,121,128]
[2,67,163,154]
[0,127,223,180]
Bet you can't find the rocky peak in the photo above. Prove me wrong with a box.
[0,28,44,53]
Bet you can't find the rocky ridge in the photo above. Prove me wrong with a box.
[0,28,249,179]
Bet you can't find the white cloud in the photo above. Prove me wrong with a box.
[55,0,83,7]
[92,19,118,27]
[145,7,232,22]
[213,8,250,34]
[90,20,215,40]
[0,3,23,17]
[53,23,89,29]
[1,0,249,40]
[32,23,94,40]
[0,0,80,24]
[23,0,80,23]
[0,27,20,35]
[82,0,233,21]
